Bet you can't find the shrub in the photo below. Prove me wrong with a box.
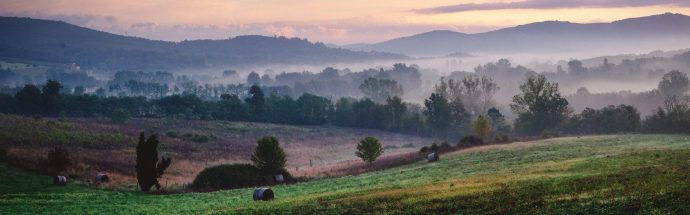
[166,131,178,137]
[182,133,210,143]
[192,164,294,190]
[251,136,286,174]
[459,135,484,146]
[429,143,439,152]
[47,147,70,172]
[356,137,384,164]
[440,141,451,149]
[111,108,129,124]
[191,134,209,143]
[473,115,491,140]
[419,146,429,153]
[192,164,265,190]
[500,135,510,142]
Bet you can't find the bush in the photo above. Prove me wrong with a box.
[166,131,178,137]
[473,115,491,140]
[111,108,129,124]
[47,147,70,172]
[429,143,439,152]
[459,135,484,146]
[500,135,510,142]
[440,141,451,149]
[192,164,265,190]
[191,164,293,190]
[181,133,210,143]
[419,146,429,153]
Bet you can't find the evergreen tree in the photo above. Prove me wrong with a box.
[251,136,287,174]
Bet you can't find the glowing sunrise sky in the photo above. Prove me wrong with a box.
[1,0,690,44]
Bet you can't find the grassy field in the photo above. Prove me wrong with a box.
[0,114,434,185]
[1,134,688,214]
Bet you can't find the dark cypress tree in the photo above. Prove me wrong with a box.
[136,132,172,191]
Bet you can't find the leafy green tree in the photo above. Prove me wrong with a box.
[42,80,63,116]
[472,115,491,140]
[136,132,172,191]
[352,98,386,129]
[658,70,689,97]
[73,86,85,95]
[384,96,407,130]
[487,107,510,137]
[95,88,106,97]
[245,85,265,120]
[111,108,129,124]
[424,93,452,136]
[246,72,261,85]
[295,93,331,125]
[333,97,356,127]
[251,136,287,174]
[216,94,247,121]
[356,137,384,164]
[15,84,42,115]
[359,77,403,103]
[643,96,690,133]
[511,75,569,135]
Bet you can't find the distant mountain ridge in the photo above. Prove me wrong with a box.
[345,13,690,56]
[0,17,405,70]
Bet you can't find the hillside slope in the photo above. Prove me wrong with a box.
[351,13,690,56]
[1,134,688,214]
[0,17,405,70]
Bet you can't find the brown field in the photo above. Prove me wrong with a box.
[0,115,435,188]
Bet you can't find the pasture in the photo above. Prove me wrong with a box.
[1,134,688,214]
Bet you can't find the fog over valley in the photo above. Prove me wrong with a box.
[4,1,690,213]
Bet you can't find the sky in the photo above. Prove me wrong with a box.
[1,0,690,44]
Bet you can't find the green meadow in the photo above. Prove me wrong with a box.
[1,134,689,214]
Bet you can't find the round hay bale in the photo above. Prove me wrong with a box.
[53,175,67,185]
[95,173,109,183]
[253,187,274,201]
[426,152,439,162]
[274,174,284,183]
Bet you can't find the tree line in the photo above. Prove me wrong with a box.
[2,70,689,141]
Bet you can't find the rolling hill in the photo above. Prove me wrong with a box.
[1,134,688,214]
[0,17,405,70]
[346,13,690,56]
